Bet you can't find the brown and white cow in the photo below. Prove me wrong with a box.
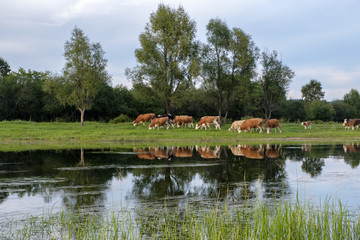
[133,113,155,126]
[195,116,221,130]
[238,118,263,133]
[149,117,170,130]
[343,119,360,130]
[228,120,245,133]
[265,119,281,134]
[173,115,194,128]
[301,121,311,129]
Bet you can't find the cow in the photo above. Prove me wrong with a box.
[343,119,360,130]
[238,118,263,133]
[173,115,194,128]
[195,116,221,130]
[265,119,281,134]
[133,113,155,126]
[196,146,220,159]
[228,120,245,133]
[301,121,311,129]
[149,117,170,130]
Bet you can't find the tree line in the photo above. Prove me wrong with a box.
[0,4,359,125]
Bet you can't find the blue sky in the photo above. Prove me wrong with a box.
[1,0,359,100]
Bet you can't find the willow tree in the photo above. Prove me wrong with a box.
[58,27,110,126]
[126,4,199,114]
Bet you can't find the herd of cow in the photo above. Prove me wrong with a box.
[133,113,360,132]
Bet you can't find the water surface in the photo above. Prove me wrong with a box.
[1,143,360,224]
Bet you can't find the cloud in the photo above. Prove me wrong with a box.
[291,65,360,100]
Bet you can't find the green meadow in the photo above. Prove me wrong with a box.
[0,120,359,151]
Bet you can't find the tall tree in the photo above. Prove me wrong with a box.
[126,4,199,114]
[201,18,231,121]
[259,50,294,120]
[301,79,325,101]
[201,19,259,123]
[0,57,11,77]
[54,27,110,126]
[227,28,258,122]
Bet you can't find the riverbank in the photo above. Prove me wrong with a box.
[1,120,359,151]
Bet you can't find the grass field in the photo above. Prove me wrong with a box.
[0,120,359,151]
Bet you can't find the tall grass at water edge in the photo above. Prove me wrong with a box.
[2,198,360,240]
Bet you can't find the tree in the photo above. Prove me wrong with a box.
[54,27,110,126]
[305,100,335,121]
[126,4,199,114]
[343,89,360,117]
[0,57,11,77]
[258,50,294,120]
[201,19,258,124]
[201,18,232,121]
[301,79,324,101]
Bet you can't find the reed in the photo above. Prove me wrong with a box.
[2,198,360,240]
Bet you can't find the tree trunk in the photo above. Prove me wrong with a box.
[80,108,85,126]
[165,100,171,114]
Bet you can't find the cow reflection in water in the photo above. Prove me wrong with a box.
[343,143,360,153]
[134,147,173,160]
[173,146,194,158]
[229,144,281,160]
[134,147,195,160]
[196,146,221,159]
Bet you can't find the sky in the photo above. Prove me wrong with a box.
[1,0,360,101]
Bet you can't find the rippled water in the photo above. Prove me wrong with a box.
[1,143,360,223]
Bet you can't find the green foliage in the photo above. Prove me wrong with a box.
[279,99,306,122]
[109,114,131,123]
[305,100,335,121]
[259,50,294,120]
[0,57,11,77]
[55,27,111,126]
[201,19,259,123]
[301,79,325,101]
[343,89,360,117]
[0,68,48,121]
[331,100,353,122]
[126,4,199,114]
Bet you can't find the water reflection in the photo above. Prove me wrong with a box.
[1,144,360,223]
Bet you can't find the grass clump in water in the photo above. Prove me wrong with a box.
[2,198,360,239]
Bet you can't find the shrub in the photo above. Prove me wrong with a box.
[109,114,131,124]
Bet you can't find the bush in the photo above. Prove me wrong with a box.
[109,114,131,124]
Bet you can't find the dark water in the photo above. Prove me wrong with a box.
[1,143,360,223]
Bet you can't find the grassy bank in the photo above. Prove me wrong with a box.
[3,198,360,239]
[0,120,359,151]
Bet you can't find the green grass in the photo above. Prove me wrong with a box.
[2,198,360,239]
[0,120,359,151]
